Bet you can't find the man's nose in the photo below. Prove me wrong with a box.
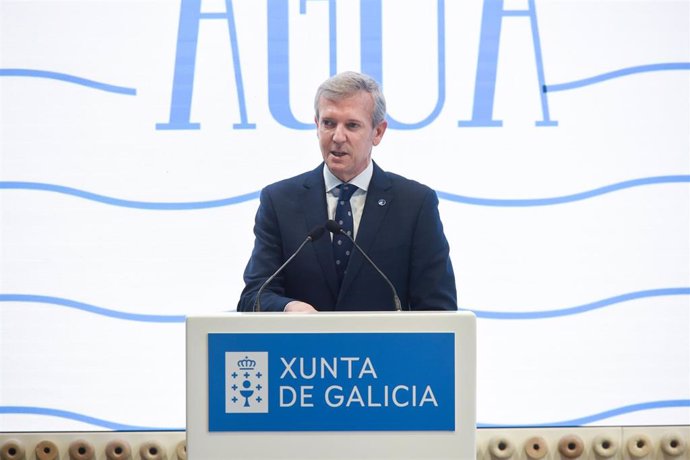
[332,124,347,143]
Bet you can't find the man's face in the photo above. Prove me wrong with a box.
[315,91,387,183]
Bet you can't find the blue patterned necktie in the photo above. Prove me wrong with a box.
[333,183,358,287]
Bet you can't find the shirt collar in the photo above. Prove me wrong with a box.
[323,161,374,193]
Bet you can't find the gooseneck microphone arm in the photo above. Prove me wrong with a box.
[253,225,326,312]
[326,220,403,312]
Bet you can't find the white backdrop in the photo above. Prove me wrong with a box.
[1,0,689,431]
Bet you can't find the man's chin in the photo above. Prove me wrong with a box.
[325,162,351,182]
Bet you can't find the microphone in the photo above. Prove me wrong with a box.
[325,220,403,311]
[253,224,326,312]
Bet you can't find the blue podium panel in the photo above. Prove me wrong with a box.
[187,312,476,460]
[208,332,456,431]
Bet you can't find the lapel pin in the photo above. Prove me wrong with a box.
[378,199,386,206]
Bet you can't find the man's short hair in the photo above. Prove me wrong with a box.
[314,71,387,127]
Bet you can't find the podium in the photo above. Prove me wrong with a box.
[186,311,476,459]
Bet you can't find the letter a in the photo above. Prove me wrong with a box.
[156,0,255,130]
[459,0,557,127]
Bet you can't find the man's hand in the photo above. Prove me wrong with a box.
[284,301,318,313]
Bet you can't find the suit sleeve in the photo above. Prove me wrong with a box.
[237,188,296,312]
[407,189,458,310]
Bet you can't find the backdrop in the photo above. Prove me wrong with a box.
[1,0,689,431]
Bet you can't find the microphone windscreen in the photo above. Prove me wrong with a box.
[308,225,326,241]
[325,220,341,234]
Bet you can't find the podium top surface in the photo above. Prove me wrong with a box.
[186,310,476,332]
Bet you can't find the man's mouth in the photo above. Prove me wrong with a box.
[330,151,347,157]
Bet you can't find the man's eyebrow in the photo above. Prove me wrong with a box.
[320,116,365,124]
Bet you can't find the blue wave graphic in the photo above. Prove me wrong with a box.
[545,62,690,93]
[0,294,186,323]
[2,175,688,210]
[478,400,690,428]
[2,401,687,430]
[466,287,690,320]
[0,406,182,431]
[0,182,260,210]
[0,69,136,95]
[2,288,687,323]
[436,175,690,207]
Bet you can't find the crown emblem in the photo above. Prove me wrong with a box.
[237,356,256,370]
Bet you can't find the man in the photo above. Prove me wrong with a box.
[237,71,456,312]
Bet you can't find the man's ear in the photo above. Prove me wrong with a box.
[372,120,388,146]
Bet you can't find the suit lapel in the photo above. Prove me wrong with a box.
[337,162,393,302]
[301,164,339,301]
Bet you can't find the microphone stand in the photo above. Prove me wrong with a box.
[253,226,325,312]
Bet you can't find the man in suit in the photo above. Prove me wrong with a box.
[237,71,456,312]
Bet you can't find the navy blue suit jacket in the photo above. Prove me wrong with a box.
[237,162,457,311]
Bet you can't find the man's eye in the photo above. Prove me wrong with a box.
[347,123,360,129]
[322,120,335,127]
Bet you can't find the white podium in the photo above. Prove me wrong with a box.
[186,311,476,459]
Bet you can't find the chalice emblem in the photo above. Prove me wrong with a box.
[240,378,254,407]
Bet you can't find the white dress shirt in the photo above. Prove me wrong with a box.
[323,161,373,240]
